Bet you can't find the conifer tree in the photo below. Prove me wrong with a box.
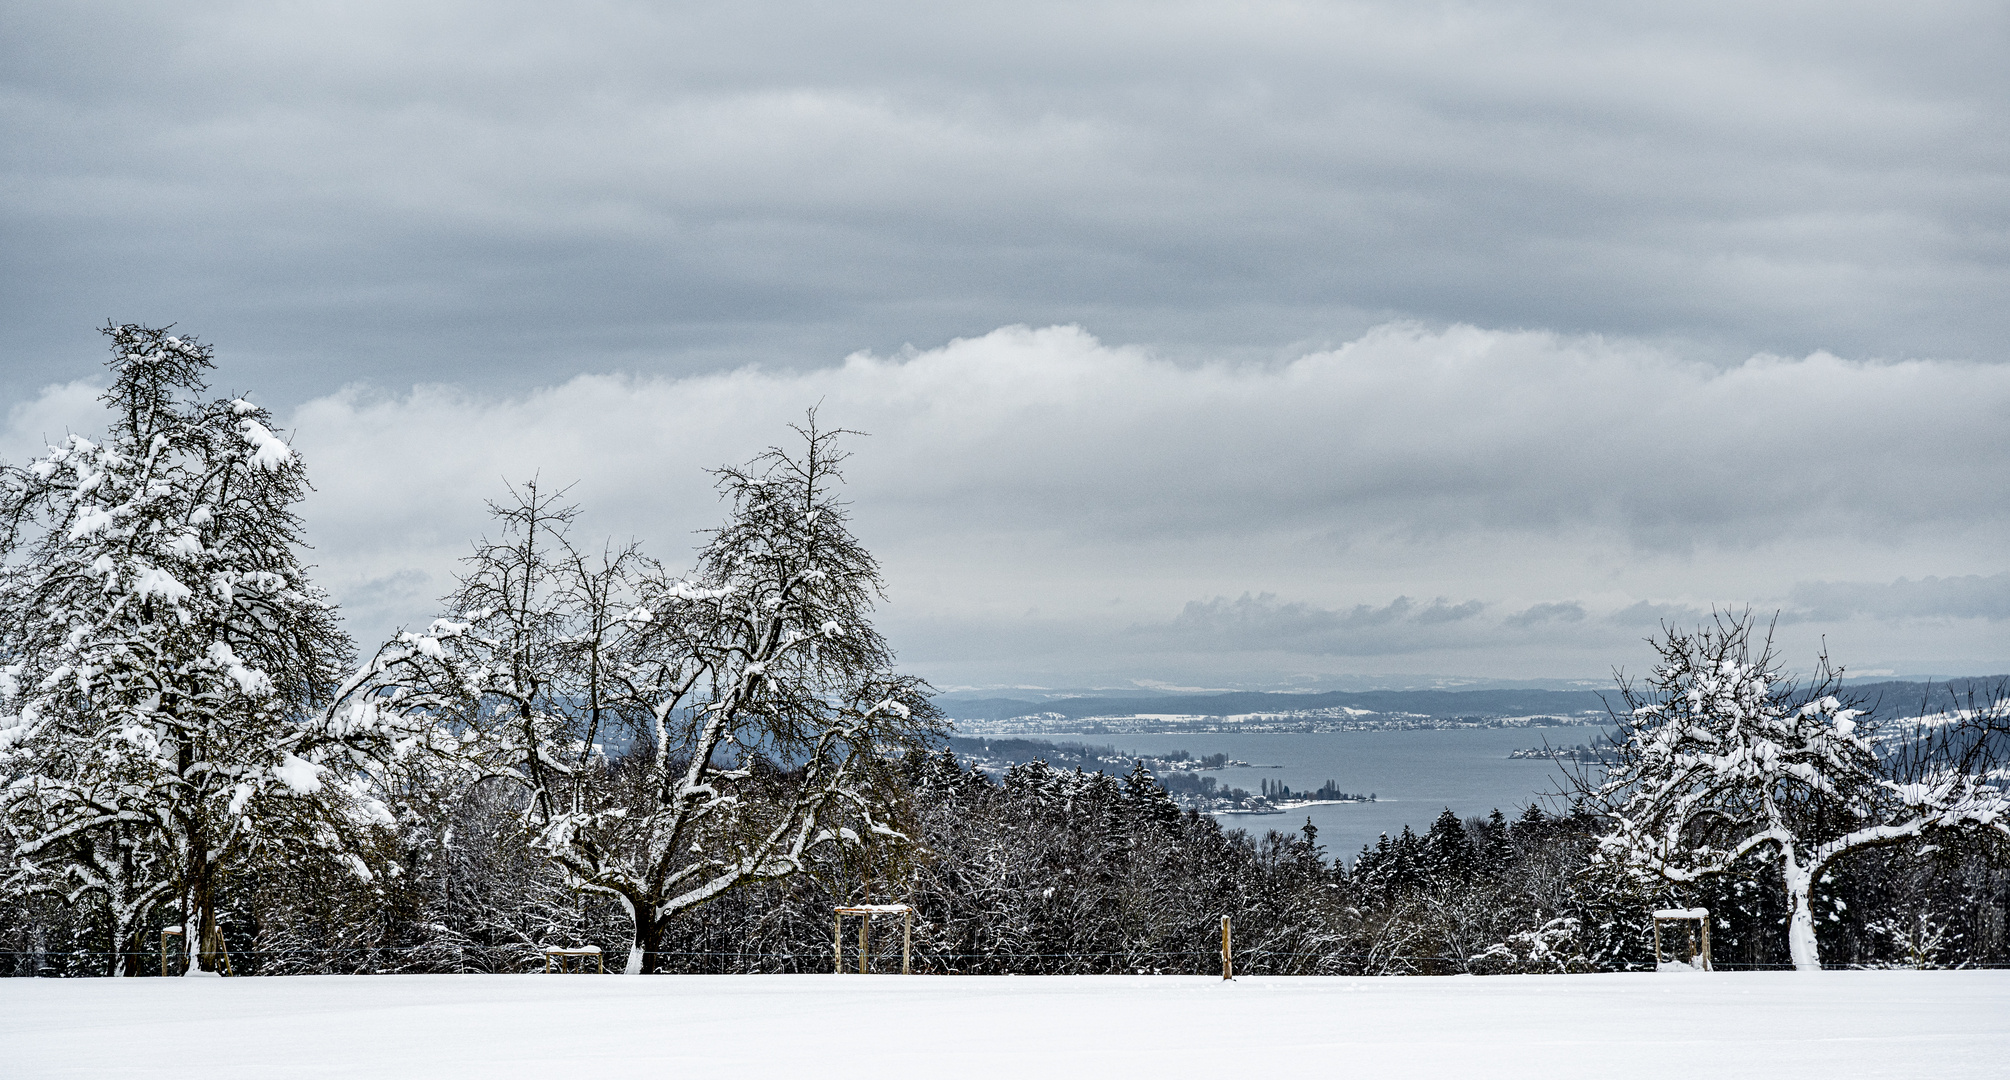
[1426,807,1475,881]
[0,324,371,974]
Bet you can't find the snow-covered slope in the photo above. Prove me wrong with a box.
[5,971,2004,1079]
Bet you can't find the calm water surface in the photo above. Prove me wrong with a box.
[1045,727,1611,863]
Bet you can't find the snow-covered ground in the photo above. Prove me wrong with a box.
[5,971,2005,1079]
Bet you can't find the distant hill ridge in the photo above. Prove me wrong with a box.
[938,677,2006,724]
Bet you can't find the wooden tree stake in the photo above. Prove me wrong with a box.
[1221,915,1233,981]
[160,928,183,978]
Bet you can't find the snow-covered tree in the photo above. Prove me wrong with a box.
[0,324,400,974]
[1588,614,2010,970]
[363,416,942,973]
[554,418,942,972]
[360,478,646,822]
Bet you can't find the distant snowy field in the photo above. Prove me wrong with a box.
[6,971,2006,1079]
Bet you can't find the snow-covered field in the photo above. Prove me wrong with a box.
[5,971,2005,1079]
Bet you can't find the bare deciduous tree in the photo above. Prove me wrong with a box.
[361,415,942,973]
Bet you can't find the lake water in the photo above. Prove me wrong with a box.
[1044,727,1612,863]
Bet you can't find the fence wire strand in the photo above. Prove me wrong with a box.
[6,946,1992,975]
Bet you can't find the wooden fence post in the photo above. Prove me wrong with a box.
[1221,915,1233,981]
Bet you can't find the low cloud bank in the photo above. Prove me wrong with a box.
[7,323,2005,683]
[1789,574,2010,623]
[1138,594,1491,657]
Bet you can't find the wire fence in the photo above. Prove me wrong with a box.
[5,946,1233,976]
[5,946,1990,976]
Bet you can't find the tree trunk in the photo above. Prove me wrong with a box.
[624,902,664,975]
[182,871,228,976]
[1783,856,1822,971]
[198,905,228,973]
[112,915,143,978]
[107,860,154,977]
[30,921,48,977]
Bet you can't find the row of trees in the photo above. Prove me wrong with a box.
[0,325,938,976]
[8,735,2007,977]
[2,324,2006,976]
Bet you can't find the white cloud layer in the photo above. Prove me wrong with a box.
[15,322,1998,687]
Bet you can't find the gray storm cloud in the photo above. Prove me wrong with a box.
[9,321,1999,685]
[2,2,2007,400]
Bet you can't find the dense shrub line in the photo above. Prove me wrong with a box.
[7,747,2004,976]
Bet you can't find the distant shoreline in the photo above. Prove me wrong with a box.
[956,713,1602,736]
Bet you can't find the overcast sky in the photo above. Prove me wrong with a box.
[3,2,2006,690]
